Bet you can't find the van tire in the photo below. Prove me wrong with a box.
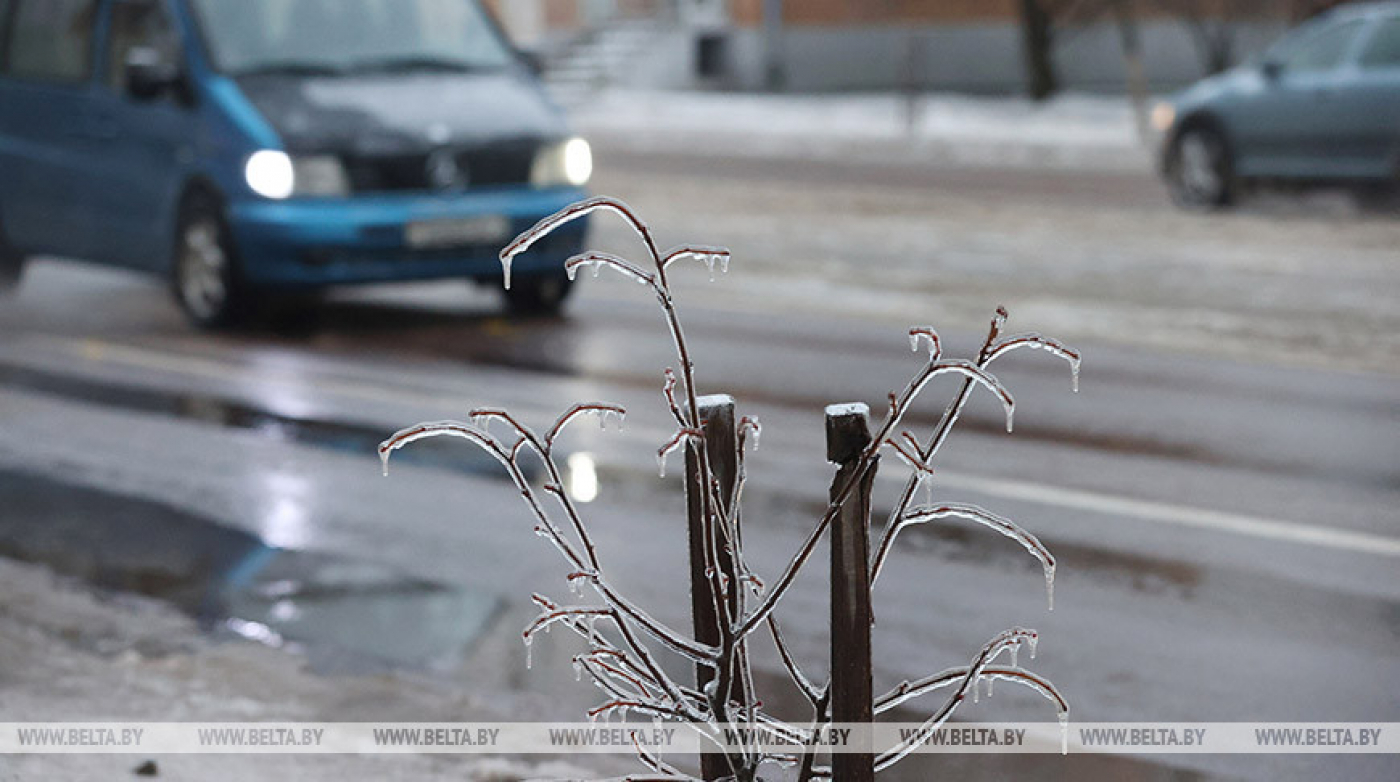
[172,194,248,329]
[0,217,26,293]
[501,272,573,316]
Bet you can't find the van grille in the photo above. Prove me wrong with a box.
[343,143,537,193]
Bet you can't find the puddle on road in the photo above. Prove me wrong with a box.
[0,363,530,481]
[1,360,1205,606]
[0,470,498,672]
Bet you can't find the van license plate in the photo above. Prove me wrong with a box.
[405,215,510,249]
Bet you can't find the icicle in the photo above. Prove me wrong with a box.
[573,659,583,681]
[1059,712,1069,755]
[972,675,980,704]
[705,255,717,282]
[501,256,513,290]
[1071,362,1080,394]
[908,327,941,360]
[379,448,391,477]
[1046,568,1056,611]
[987,674,995,697]
[1010,646,1019,669]
[719,254,730,274]
[1006,407,1015,434]
[657,452,668,478]
[524,635,533,669]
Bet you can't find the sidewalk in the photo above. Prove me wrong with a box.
[572,89,1156,171]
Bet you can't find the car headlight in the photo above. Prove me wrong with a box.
[531,137,592,188]
[1150,101,1176,134]
[245,151,350,199]
[245,150,294,199]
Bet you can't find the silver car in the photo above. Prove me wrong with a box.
[1157,2,1400,207]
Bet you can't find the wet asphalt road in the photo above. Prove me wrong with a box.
[0,154,1397,781]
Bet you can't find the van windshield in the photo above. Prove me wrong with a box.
[190,0,514,76]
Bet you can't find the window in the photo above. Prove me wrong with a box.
[107,0,180,92]
[6,0,97,83]
[1359,16,1400,68]
[190,0,512,75]
[1276,19,1364,73]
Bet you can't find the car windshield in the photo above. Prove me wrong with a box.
[189,0,514,76]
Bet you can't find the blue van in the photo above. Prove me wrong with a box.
[0,0,592,326]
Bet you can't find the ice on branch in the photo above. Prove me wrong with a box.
[908,327,942,360]
[988,332,1082,393]
[657,427,703,478]
[664,245,732,281]
[548,403,628,446]
[565,252,656,287]
[875,503,1056,609]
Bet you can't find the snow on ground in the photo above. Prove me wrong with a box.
[0,557,601,782]
[573,88,1153,170]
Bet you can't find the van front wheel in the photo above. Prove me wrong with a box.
[501,272,574,316]
[173,196,246,328]
[0,219,25,293]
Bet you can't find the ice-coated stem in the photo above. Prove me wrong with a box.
[871,503,1057,610]
[874,628,1041,770]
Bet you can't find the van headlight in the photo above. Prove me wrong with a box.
[245,150,295,199]
[531,137,592,187]
[245,151,350,199]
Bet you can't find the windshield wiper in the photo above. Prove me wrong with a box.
[345,55,498,74]
[233,61,347,78]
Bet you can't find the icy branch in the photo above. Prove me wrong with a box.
[379,420,510,478]
[566,252,658,288]
[908,327,942,360]
[883,437,935,478]
[873,503,1056,609]
[875,628,1043,769]
[501,196,657,269]
[988,332,1082,392]
[657,427,704,478]
[631,735,692,779]
[875,665,1068,717]
[663,245,732,281]
[906,359,1015,434]
[547,403,628,447]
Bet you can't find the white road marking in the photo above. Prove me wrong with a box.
[878,469,1400,559]
[18,334,1400,560]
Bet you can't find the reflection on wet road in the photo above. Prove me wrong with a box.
[1,159,1397,782]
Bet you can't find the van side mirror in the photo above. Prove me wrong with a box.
[125,46,184,101]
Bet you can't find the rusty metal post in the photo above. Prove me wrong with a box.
[686,394,740,780]
[827,403,876,781]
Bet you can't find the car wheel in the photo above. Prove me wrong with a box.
[173,194,247,328]
[0,215,26,293]
[501,272,574,316]
[1168,125,1234,209]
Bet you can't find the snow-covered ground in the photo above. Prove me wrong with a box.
[573,89,1153,170]
[0,558,604,781]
